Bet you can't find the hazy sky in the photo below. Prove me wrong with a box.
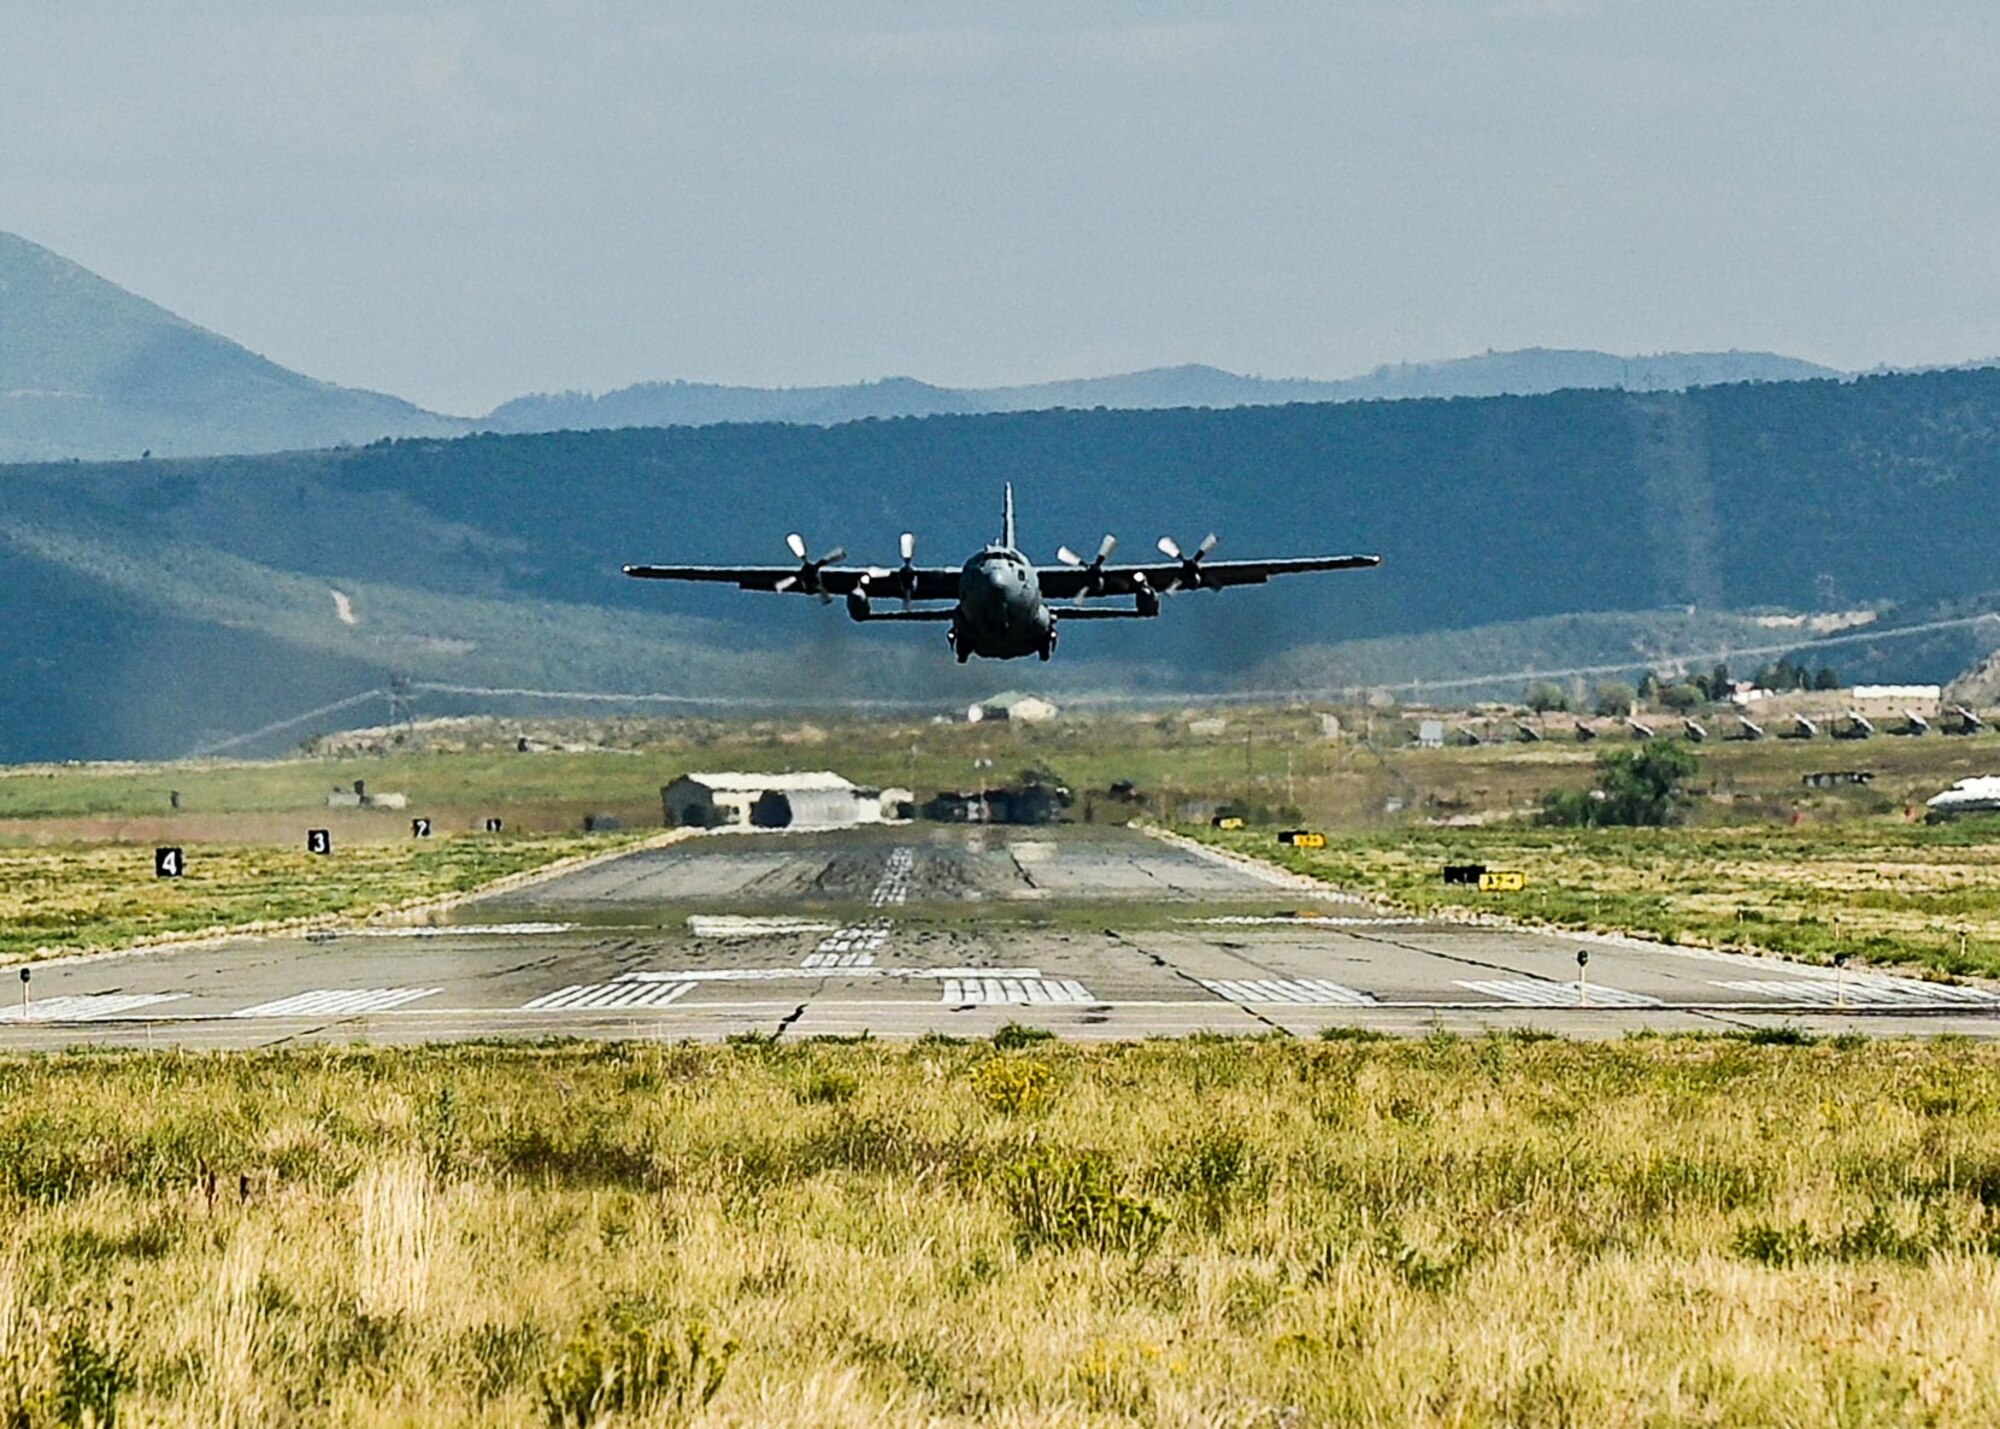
[7,1,1999,414]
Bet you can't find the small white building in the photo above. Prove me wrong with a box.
[969,692,1060,724]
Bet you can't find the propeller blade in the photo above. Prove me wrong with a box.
[786,532,808,561]
[1196,533,1219,557]
[1157,535,1182,560]
[819,546,846,566]
[775,575,799,593]
[1097,533,1118,562]
[1057,546,1083,568]
[900,531,916,562]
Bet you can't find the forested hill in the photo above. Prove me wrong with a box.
[0,364,1998,759]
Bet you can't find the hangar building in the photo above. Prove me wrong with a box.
[662,772,905,829]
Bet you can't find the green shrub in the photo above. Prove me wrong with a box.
[538,1313,732,1429]
[991,1023,1054,1051]
[970,1059,1055,1116]
[1000,1150,1167,1257]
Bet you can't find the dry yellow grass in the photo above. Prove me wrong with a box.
[4,1035,2000,1424]
[1212,821,2000,978]
[0,832,647,962]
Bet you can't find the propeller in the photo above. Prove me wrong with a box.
[776,531,847,602]
[1156,532,1218,591]
[1056,533,1118,600]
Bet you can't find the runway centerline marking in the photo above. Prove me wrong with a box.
[814,918,891,956]
[869,847,914,907]
[803,951,877,969]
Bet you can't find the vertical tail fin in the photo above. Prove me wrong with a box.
[1002,483,1017,551]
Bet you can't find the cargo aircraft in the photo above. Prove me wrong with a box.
[625,485,1379,662]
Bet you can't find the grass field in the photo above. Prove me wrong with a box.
[7,705,1998,838]
[6,1036,2000,1425]
[0,832,646,963]
[1202,820,2000,982]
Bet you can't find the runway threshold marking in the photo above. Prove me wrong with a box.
[232,988,442,1018]
[521,981,694,1012]
[1456,978,1662,1009]
[1200,978,1376,1006]
[941,977,1094,1006]
[1716,977,2000,1008]
[0,992,188,1022]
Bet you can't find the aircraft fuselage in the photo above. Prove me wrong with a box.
[953,547,1055,661]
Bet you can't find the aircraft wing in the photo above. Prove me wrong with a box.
[623,564,961,600]
[1037,553,1380,599]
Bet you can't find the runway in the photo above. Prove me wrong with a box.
[4,824,1998,1047]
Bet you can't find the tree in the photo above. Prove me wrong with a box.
[1525,681,1568,713]
[1593,681,1636,718]
[1539,743,1702,827]
[1815,666,1840,691]
[1659,682,1704,713]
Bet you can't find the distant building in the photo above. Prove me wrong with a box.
[662,772,870,830]
[1415,719,1446,749]
[1852,684,1943,707]
[968,692,1060,724]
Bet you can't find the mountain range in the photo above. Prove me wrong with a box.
[4,229,2000,762]
[2,229,1849,462]
[0,362,1995,758]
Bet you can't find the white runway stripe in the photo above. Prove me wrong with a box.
[1457,978,1661,1008]
[941,977,1093,1006]
[1200,978,1376,1006]
[0,992,186,1023]
[802,951,877,969]
[520,981,694,1012]
[815,918,891,955]
[232,987,440,1018]
[1717,977,2000,1007]
[870,847,915,907]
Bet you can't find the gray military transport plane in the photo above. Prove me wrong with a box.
[624,485,1379,662]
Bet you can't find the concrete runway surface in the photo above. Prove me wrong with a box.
[4,824,1998,1048]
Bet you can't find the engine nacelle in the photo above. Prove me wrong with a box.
[846,587,871,622]
[1134,576,1161,618]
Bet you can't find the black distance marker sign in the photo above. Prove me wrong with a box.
[484,818,504,834]
[412,817,433,839]
[155,847,185,879]
[307,829,333,856]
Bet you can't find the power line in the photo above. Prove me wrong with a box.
[188,688,388,757]
[184,610,2000,752]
